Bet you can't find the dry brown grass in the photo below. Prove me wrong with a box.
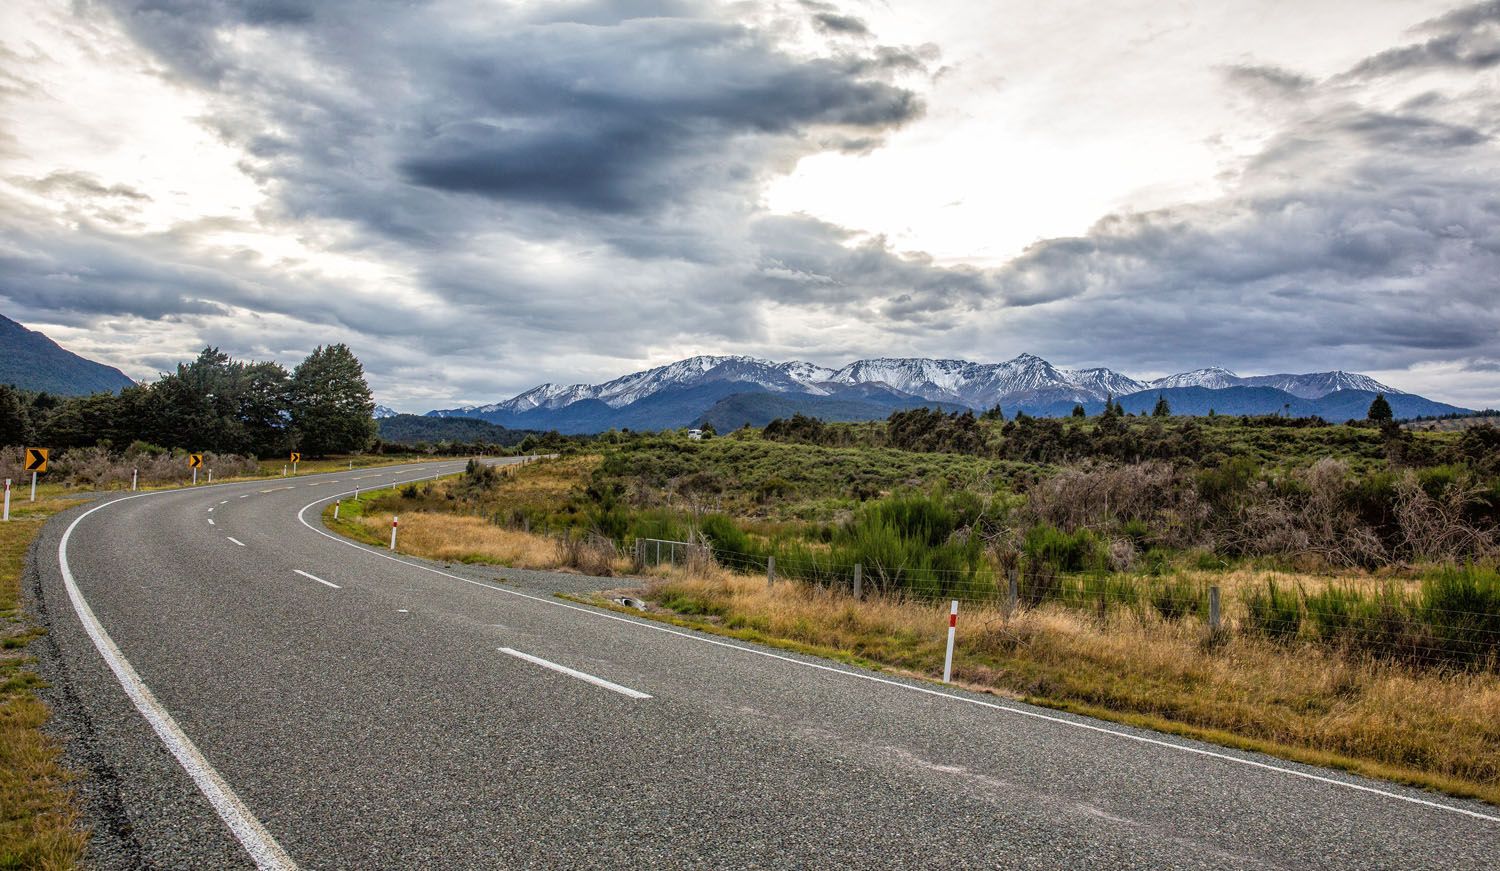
[640,570,1500,805]
[348,511,565,568]
[1,498,88,868]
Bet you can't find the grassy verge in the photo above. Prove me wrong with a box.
[622,568,1500,806]
[1,496,88,869]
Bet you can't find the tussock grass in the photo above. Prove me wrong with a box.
[1,498,88,868]
[640,571,1500,805]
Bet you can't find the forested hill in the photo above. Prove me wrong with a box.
[0,314,136,395]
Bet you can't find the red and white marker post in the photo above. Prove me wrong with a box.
[390,515,399,551]
[3,478,10,522]
[942,599,959,683]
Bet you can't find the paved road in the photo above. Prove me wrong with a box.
[28,459,1500,869]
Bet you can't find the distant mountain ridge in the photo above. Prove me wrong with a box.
[427,353,1456,434]
[0,314,136,396]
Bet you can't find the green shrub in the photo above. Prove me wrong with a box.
[1024,524,1106,573]
[1150,576,1201,621]
[1419,565,1500,666]
[1243,579,1302,640]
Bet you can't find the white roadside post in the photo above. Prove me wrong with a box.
[282,465,287,477]
[390,515,399,551]
[131,468,138,491]
[334,500,341,520]
[942,600,959,683]
[3,479,10,522]
[192,466,198,486]
[30,471,37,502]
[207,469,213,484]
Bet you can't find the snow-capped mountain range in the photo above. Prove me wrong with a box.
[431,353,1403,418]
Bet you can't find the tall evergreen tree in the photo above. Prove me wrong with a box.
[1367,393,1393,423]
[1071,403,1086,418]
[1152,394,1171,417]
[289,344,376,456]
[0,384,31,446]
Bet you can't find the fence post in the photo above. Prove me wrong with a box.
[853,563,862,600]
[943,600,959,683]
[1007,568,1018,615]
[1209,585,1221,634]
[767,555,776,587]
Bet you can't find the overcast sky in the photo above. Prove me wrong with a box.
[2,0,1497,410]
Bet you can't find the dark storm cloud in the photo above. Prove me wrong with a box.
[1344,1,1500,79]
[812,13,871,36]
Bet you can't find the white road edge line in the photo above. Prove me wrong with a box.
[59,498,298,870]
[293,569,340,589]
[498,647,650,699]
[292,474,1500,825]
[226,536,246,547]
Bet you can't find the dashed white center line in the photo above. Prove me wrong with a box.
[226,537,246,547]
[219,500,227,505]
[396,609,409,613]
[498,647,651,700]
[238,494,251,499]
[207,507,214,513]
[293,569,339,589]
[207,519,215,526]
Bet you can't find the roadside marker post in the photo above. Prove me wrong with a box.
[207,469,213,484]
[334,501,340,520]
[131,468,138,491]
[24,448,47,502]
[942,600,959,683]
[390,515,399,551]
[282,465,287,477]
[3,479,10,521]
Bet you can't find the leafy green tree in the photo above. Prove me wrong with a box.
[239,361,292,456]
[1152,395,1171,417]
[1367,393,1393,424]
[289,344,376,456]
[0,384,31,446]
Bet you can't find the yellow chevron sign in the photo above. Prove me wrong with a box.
[290,452,301,463]
[24,448,48,472]
[188,453,204,468]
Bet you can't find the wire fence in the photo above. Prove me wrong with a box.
[628,536,1500,671]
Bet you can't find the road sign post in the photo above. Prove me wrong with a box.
[290,452,300,474]
[30,472,37,502]
[188,453,203,486]
[942,600,959,683]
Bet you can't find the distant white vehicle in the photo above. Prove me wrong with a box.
[686,428,704,440]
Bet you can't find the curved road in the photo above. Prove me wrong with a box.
[29,459,1500,869]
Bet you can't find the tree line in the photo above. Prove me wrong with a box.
[0,344,377,458]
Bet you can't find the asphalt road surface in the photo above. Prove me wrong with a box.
[27,459,1500,869]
